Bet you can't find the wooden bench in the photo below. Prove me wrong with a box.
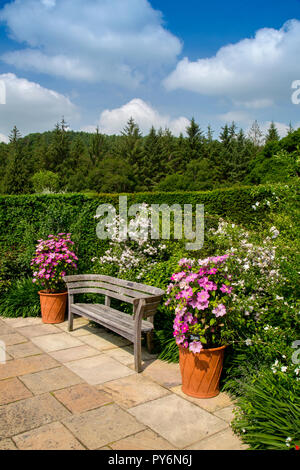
[63,274,165,372]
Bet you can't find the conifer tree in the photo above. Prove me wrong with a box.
[265,121,280,144]
[118,118,143,184]
[3,127,30,194]
[141,126,160,188]
[46,119,71,173]
[167,132,186,175]
[63,136,88,190]
[88,126,106,167]
[185,118,204,163]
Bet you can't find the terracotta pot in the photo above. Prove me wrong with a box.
[39,291,67,324]
[179,344,226,399]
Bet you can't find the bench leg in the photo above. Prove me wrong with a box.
[133,300,145,373]
[134,337,142,373]
[146,331,154,354]
[68,309,74,332]
[68,294,74,332]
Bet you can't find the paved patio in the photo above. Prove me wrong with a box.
[0,316,247,450]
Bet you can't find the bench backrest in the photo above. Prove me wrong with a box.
[63,274,165,317]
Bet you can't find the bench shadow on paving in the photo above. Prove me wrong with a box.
[0,316,247,450]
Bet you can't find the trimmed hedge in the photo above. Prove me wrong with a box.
[0,183,297,278]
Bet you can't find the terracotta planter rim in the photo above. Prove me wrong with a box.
[38,290,68,296]
[179,344,227,353]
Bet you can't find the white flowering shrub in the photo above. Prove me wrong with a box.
[92,204,168,280]
[207,219,299,330]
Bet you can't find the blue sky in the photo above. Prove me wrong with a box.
[0,0,300,141]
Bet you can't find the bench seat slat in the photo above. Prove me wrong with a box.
[71,307,135,342]
[82,304,138,330]
[71,303,153,334]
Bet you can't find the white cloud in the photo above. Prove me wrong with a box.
[0,0,181,87]
[218,111,252,124]
[234,99,274,109]
[0,73,79,140]
[164,20,300,107]
[0,133,8,143]
[82,98,189,136]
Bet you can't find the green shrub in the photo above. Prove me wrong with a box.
[31,170,60,193]
[229,366,300,450]
[0,277,41,317]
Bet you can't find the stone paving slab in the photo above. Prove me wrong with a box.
[129,394,228,448]
[48,344,100,363]
[65,355,135,385]
[0,393,71,439]
[56,321,103,337]
[185,427,247,450]
[0,354,59,380]
[171,386,233,413]
[17,324,60,338]
[101,374,170,409]
[0,438,17,450]
[0,317,42,328]
[12,421,85,450]
[56,317,89,329]
[103,345,157,367]
[214,405,236,423]
[110,430,176,450]
[19,366,83,395]
[31,333,83,352]
[55,324,94,337]
[142,359,182,388]
[0,333,28,346]
[7,342,43,359]
[0,320,15,335]
[79,332,130,351]
[53,384,112,413]
[63,404,145,449]
[0,377,32,405]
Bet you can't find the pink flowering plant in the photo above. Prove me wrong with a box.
[165,254,234,353]
[31,233,78,292]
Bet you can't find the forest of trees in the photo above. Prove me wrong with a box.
[0,117,299,194]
